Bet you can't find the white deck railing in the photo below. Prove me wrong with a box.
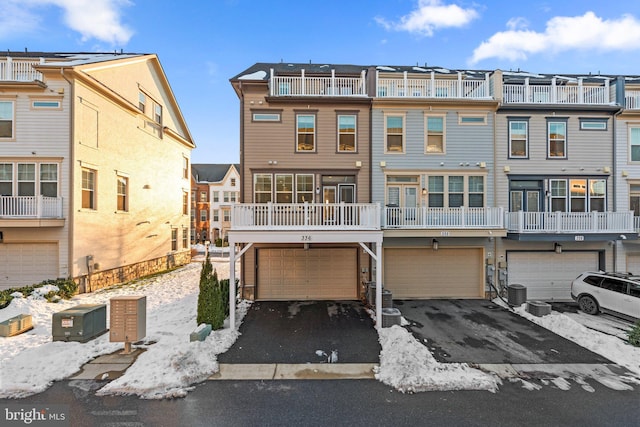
[625,90,640,110]
[269,69,367,97]
[506,211,634,233]
[0,196,63,218]
[376,71,490,99]
[503,78,611,105]
[0,58,43,81]
[383,206,504,229]
[231,202,380,230]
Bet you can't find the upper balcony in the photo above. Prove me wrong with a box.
[502,77,612,105]
[268,68,367,97]
[506,211,635,240]
[625,90,640,110]
[231,202,380,231]
[0,58,43,82]
[376,70,491,100]
[0,196,65,227]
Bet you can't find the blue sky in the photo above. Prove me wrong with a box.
[2,0,640,163]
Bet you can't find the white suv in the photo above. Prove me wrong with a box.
[571,272,640,320]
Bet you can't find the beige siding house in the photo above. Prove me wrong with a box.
[0,52,194,292]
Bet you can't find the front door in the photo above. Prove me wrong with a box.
[323,186,337,223]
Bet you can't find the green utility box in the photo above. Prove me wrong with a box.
[52,304,107,342]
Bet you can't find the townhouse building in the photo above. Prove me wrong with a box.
[0,52,194,292]
[191,163,240,243]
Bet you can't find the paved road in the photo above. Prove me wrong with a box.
[2,378,638,426]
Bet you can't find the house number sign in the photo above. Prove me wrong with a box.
[301,235,312,241]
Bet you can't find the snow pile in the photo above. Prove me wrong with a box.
[374,325,499,393]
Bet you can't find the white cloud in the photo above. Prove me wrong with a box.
[376,0,479,36]
[470,11,640,64]
[0,0,133,46]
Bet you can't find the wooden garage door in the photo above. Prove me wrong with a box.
[0,243,59,290]
[384,248,484,299]
[257,248,357,300]
[508,251,599,301]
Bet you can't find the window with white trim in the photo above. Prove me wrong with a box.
[548,120,567,158]
[117,175,128,211]
[550,179,567,211]
[385,114,404,153]
[338,115,356,152]
[200,209,207,221]
[171,228,178,251]
[183,191,188,215]
[254,174,272,203]
[0,163,11,195]
[630,127,640,162]
[426,115,445,154]
[253,112,281,122]
[458,114,486,125]
[509,120,528,158]
[0,101,14,139]
[296,114,315,152]
[223,209,230,221]
[296,174,314,202]
[548,178,606,212]
[213,209,219,221]
[82,168,96,209]
[200,191,207,202]
[427,175,485,208]
[212,191,219,202]
[40,164,58,197]
[275,174,293,203]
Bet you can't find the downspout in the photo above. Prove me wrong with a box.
[238,80,245,300]
[60,68,78,290]
[612,105,624,273]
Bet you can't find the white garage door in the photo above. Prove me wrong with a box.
[384,248,484,299]
[0,243,59,290]
[508,251,599,301]
[257,248,358,300]
[625,254,640,275]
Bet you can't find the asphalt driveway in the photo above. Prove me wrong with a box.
[218,301,381,364]
[394,299,612,365]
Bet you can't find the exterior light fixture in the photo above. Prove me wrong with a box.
[554,243,562,254]
[432,239,439,251]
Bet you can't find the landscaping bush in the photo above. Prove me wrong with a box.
[0,277,78,309]
[629,320,640,347]
[196,254,228,330]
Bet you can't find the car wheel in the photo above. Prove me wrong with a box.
[578,295,599,315]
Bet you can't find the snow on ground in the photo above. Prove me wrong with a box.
[1,255,639,399]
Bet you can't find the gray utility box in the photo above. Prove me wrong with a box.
[109,296,146,343]
[527,301,552,317]
[52,304,107,342]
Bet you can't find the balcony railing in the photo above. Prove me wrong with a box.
[376,71,490,99]
[506,211,634,234]
[0,196,63,218]
[269,69,367,97]
[383,206,504,229]
[0,58,43,82]
[231,202,380,230]
[625,90,640,110]
[503,78,611,105]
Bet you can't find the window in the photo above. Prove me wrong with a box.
[17,164,35,196]
[548,120,567,158]
[154,103,162,125]
[385,115,404,153]
[275,174,293,203]
[630,127,640,162]
[630,184,640,216]
[183,191,188,215]
[0,101,14,138]
[297,114,315,151]
[200,191,207,202]
[183,157,189,179]
[82,168,96,209]
[254,174,272,203]
[213,209,219,221]
[459,114,487,125]
[40,164,58,197]
[223,210,230,221]
[252,112,281,122]
[182,228,188,249]
[0,163,12,195]
[338,115,356,152]
[230,192,237,202]
[138,92,146,112]
[448,176,464,207]
[428,176,444,207]
[32,100,61,109]
[296,174,314,202]
[117,176,128,211]
[589,179,606,211]
[570,179,587,212]
[171,228,178,251]
[231,178,236,187]
[550,179,567,211]
[191,191,196,202]
[200,209,207,221]
[223,191,230,203]
[580,118,607,130]
[509,120,528,158]
[468,176,484,207]
[212,191,219,202]
[600,278,628,294]
[426,116,445,154]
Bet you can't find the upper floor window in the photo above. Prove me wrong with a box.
[18,163,36,196]
[1,163,58,197]
[580,118,607,131]
[82,168,96,209]
[459,114,487,125]
[182,227,188,249]
[509,120,528,158]
[275,174,293,203]
[171,228,178,251]
[254,174,272,203]
[630,127,640,162]
[212,191,219,202]
[252,112,281,122]
[40,164,58,197]
[0,101,14,139]
[296,174,314,202]
[549,178,606,212]
[32,100,61,109]
[183,191,189,215]
[385,115,404,153]
[200,209,207,221]
[154,103,162,125]
[183,157,189,179]
[254,173,316,203]
[338,115,356,152]
[138,92,146,112]
[548,120,567,158]
[297,114,316,152]
[426,116,445,154]
[0,163,11,195]
[117,176,128,211]
[213,209,219,222]
[427,175,485,208]
[200,191,207,202]
[230,178,236,187]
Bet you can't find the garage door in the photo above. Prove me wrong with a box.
[625,254,640,275]
[384,248,484,299]
[257,248,357,300]
[508,251,599,301]
[0,243,59,290]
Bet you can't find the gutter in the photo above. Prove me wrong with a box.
[60,68,76,288]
